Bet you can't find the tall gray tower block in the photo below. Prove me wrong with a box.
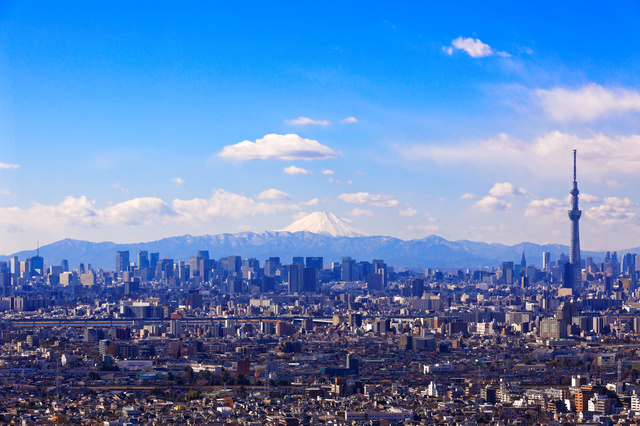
[568,150,582,290]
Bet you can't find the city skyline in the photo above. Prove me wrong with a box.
[2,2,640,254]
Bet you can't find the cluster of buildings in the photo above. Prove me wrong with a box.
[2,152,640,424]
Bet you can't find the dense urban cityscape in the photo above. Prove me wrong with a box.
[4,2,640,425]
[0,153,638,425]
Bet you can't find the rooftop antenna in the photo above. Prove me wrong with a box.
[36,240,39,257]
[573,149,577,183]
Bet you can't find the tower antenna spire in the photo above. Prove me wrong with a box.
[568,149,582,292]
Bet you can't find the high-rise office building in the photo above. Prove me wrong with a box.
[264,257,280,277]
[149,252,160,271]
[568,150,582,290]
[288,263,304,293]
[10,256,19,277]
[138,250,149,269]
[302,267,318,293]
[341,256,355,281]
[116,250,130,273]
[542,252,551,272]
[305,256,323,270]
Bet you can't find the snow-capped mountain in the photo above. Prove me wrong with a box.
[279,211,366,237]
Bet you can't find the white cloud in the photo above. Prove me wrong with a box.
[603,196,634,208]
[0,162,19,169]
[103,197,177,226]
[399,207,418,217]
[173,189,297,221]
[535,84,640,122]
[284,165,312,175]
[300,198,320,206]
[340,117,358,124]
[489,182,528,197]
[172,177,186,187]
[31,195,101,228]
[285,116,330,126]
[256,189,291,201]
[525,198,565,221]
[0,189,10,195]
[407,224,439,233]
[586,197,638,225]
[401,131,640,179]
[580,193,601,203]
[111,183,129,193]
[444,36,510,58]
[473,196,511,212]
[291,211,308,221]
[0,190,317,234]
[321,169,335,175]
[219,134,337,161]
[338,192,399,207]
[460,193,475,200]
[350,208,373,217]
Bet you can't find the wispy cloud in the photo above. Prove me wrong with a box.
[443,36,510,58]
[321,169,335,175]
[338,192,399,207]
[350,208,373,217]
[399,207,418,217]
[283,165,312,175]
[111,183,129,193]
[340,117,358,124]
[400,131,640,179]
[256,188,291,201]
[407,224,439,233]
[285,116,330,126]
[460,193,475,200]
[219,134,337,161]
[172,177,186,187]
[535,84,640,122]
[0,162,19,169]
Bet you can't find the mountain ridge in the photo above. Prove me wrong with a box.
[0,231,620,271]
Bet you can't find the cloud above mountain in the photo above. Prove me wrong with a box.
[338,192,399,207]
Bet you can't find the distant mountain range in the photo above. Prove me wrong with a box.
[0,212,630,270]
[0,232,617,272]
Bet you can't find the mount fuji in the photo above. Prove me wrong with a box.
[279,211,365,237]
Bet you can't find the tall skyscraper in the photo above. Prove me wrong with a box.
[542,252,551,272]
[568,149,582,290]
[138,250,149,269]
[149,252,160,271]
[116,250,130,273]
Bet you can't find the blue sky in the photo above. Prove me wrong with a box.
[1,1,640,256]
